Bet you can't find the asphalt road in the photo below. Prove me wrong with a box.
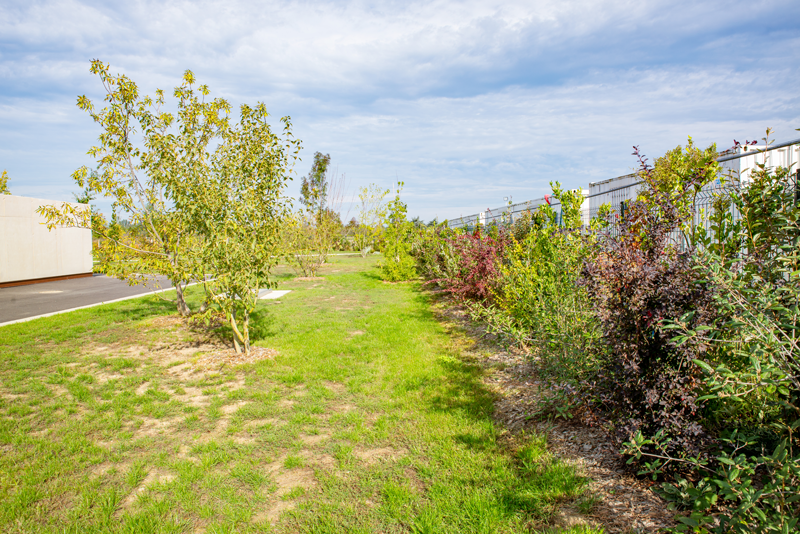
[0,274,175,325]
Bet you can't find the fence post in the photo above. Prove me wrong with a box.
[795,169,800,208]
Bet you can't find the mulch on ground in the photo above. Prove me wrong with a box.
[429,290,678,533]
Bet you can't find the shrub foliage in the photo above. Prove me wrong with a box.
[412,132,800,532]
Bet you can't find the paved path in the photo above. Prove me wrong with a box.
[0,275,175,325]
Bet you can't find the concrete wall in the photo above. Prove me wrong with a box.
[588,173,642,217]
[0,195,93,284]
[719,143,800,183]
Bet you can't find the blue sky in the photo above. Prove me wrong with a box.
[1,0,799,222]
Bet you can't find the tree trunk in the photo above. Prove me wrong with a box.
[230,307,245,354]
[243,311,250,355]
[175,282,192,317]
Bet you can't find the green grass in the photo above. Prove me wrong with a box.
[0,256,599,533]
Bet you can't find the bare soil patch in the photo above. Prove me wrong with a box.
[273,467,316,496]
[254,500,296,524]
[95,370,125,383]
[220,400,248,415]
[355,447,405,465]
[177,444,200,465]
[133,417,181,439]
[193,347,277,370]
[329,402,355,413]
[323,381,346,395]
[299,433,329,446]
[171,385,209,408]
[244,418,282,429]
[309,453,336,469]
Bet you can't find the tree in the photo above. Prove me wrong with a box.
[354,183,390,257]
[285,156,348,276]
[177,100,299,354]
[0,170,10,195]
[38,60,222,316]
[39,61,301,355]
[300,152,331,212]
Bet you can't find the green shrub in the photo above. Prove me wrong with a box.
[380,183,417,282]
[494,183,600,386]
[624,132,800,533]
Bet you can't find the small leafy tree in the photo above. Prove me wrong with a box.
[285,155,347,276]
[37,61,224,315]
[354,184,389,257]
[40,61,300,354]
[283,211,337,277]
[380,182,416,281]
[177,100,299,354]
[0,170,10,195]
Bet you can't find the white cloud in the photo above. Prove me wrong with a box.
[1,0,798,221]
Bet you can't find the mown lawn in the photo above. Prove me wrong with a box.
[0,256,596,533]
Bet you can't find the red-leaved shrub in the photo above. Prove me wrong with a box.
[439,227,507,302]
[580,148,717,465]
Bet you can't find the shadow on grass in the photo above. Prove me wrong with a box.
[200,306,279,347]
[405,288,590,530]
[357,270,385,283]
[427,356,496,423]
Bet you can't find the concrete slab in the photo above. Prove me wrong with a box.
[216,289,293,300]
[258,290,292,300]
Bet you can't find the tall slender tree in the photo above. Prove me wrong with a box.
[300,152,331,213]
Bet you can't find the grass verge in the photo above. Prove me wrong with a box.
[0,256,599,533]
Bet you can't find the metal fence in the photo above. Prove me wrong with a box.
[448,139,800,240]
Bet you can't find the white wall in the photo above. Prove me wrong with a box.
[719,143,800,183]
[0,195,92,283]
[588,173,642,216]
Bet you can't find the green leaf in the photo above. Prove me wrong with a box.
[693,359,714,374]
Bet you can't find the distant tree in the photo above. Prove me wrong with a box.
[0,170,10,195]
[300,152,331,213]
[354,183,390,257]
[410,216,424,228]
[285,204,346,276]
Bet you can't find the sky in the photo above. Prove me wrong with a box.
[1,0,799,223]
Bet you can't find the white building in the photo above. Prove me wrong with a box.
[0,195,93,287]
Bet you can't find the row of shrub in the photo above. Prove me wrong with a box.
[409,136,800,533]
